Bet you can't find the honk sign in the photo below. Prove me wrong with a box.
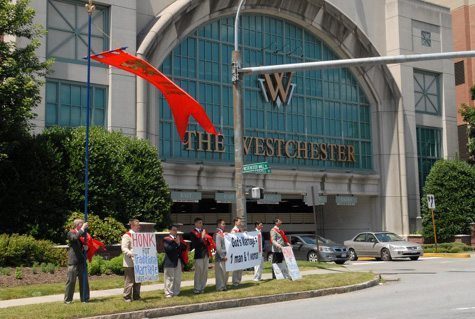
[132,233,159,282]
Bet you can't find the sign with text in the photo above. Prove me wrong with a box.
[243,162,271,174]
[427,194,436,209]
[224,231,262,272]
[282,246,302,280]
[132,232,159,283]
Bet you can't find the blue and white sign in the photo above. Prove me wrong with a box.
[224,231,262,272]
[132,232,159,282]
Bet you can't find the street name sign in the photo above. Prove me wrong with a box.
[242,162,271,174]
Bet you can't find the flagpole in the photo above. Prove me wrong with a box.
[83,0,95,303]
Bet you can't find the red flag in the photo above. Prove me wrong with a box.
[90,48,218,141]
[180,239,189,265]
[80,233,106,262]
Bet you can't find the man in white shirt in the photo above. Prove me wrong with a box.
[121,219,141,302]
[231,217,243,286]
[253,221,264,281]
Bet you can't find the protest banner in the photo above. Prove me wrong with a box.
[132,232,159,282]
[282,246,302,280]
[224,231,262,272]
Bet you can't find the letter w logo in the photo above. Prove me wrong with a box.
[258,72,296,108]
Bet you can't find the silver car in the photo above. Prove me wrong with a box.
[344,231,423,261]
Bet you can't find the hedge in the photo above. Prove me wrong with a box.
[0,234,67,267]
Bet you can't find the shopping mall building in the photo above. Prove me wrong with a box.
[30,0,457,241]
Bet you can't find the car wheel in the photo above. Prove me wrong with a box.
[349,249,358,261]
[381,248,392,261]
[410,256,419,261]
[334,260,346,265]
[307,251,319,262]
[267,253,273,262]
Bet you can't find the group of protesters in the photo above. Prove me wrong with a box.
[63,216,289,303]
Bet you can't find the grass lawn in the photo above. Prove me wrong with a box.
[0,261,339,300]
[0,272,374,319]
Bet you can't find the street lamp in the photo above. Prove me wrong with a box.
[232,0,246,229]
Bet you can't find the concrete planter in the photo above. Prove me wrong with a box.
[406,234,424,244]
[453,234,471,245]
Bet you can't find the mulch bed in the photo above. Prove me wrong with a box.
[0,267,120,288]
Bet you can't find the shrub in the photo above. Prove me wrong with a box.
[88,255,106,276]
[421,160,475,242]
[0,234,65,267]
[184,250,194,272]
[46,127,171,228]
[423,242,473,253]
[65,212,126,245]
[15,267,23,280]
[104,255,124,275]
[41,263,57,274]
[0,267,11,276]
[32,262,39,274]
[1,126,171,243]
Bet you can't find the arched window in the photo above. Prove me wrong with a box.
[159,15,372,171]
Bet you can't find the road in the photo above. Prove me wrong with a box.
[160,256,475,319]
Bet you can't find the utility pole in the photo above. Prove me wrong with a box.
[232,0,247,229]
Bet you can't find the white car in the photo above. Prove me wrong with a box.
[344,231,423,261]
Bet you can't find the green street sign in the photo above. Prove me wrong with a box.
[242,162,271,174]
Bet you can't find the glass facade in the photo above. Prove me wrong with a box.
[159,15,372,171]
[45,79,107,127]
[46,0,109,63]
[414,70,440,115]
[416,126,441,189]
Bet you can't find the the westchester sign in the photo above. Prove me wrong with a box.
[184,131,355,162]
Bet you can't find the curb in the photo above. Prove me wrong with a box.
[85,276,380,319]
[423,253,471,258]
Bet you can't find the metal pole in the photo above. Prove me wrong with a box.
[240,50,475,75]
[233,0,246,229]
[311,186,320,261]
[82,0,95,303]
[431,208,438,253]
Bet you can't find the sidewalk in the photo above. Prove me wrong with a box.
[0,268,348,309]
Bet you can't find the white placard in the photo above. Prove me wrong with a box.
[132,232,159,283]
[224,231,262,272]
[272,263,286,280]
[427,194,436,209]
[282,246,302,280]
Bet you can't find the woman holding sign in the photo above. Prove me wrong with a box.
[121,219,141,302]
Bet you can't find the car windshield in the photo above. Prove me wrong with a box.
[300,235,334,245]
[375,232,404,242]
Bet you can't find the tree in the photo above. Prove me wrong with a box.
[54,127,172,226]
[421,160,475,242]
[0,0,52,157]
[0,126,172,243]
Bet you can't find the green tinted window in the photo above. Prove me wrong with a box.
[159,15,372,171]
[45,80,107,127]
[416,126,442,189]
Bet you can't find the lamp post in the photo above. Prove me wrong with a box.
[232,0,247,229]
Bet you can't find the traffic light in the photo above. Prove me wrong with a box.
[251,187,264,199]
